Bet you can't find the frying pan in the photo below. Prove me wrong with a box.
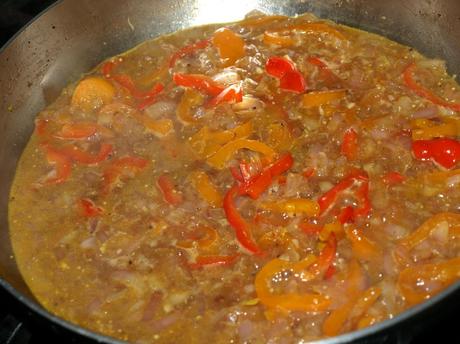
[1,0,459,342]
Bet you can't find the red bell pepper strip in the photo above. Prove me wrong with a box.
[157,173,184,206]
[101,156,149,194]
[306,56,341,86]
[35,119,49,137]
[239,153,294,199]
[54,123,99,140]
[112,74,164,103]
[309,233,337,278]
[43,145,72,184]
[101,60,118,77]
[188,254,239,269]
[206,82,243,107]
[78,198,104,217]
[341,128,358,161]
[266,56,306,93]
[169,39,211,68]
[230,166,244,182]
[382,171,406,185]
[403,62,460,112]
[299,221,322,235]
[137,83,165,110]
[338,206,355,224]
[412,138,460,169]
[62,143,113,165]
[302,167,315,179]
[173,73,224,96]
[318,170,371,220]
[223,185,263,255]
[266,56,295,78]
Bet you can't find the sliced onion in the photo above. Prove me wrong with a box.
[446,173,460,188]
[232,96,265,115]
[212,69,241,86]
[410,106,438,119]
[80,236,96,249]
[431,221,449,244]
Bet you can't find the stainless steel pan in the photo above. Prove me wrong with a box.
[1,0,460,342]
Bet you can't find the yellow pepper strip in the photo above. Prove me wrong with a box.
[344,225,381,261]
[71,77,115,112]
[189,121,253,159]
[397,257,460,305]
[265,122,292,151]
[189,171,223,207]
[213,28,246,67]
[176,88,204,124]
[258,229,293,251]
[260,198,320,216]
[131,111,174,137]
[176,226,218,249]
[345,260,366,298]
[263,31,295,47]
[255,257,330,312]
[398,212,460,250]
[207,138,276,169]
[411,116,460,140]
[322,286,381,337]
[301,89,347,108]
[238,15,288,28]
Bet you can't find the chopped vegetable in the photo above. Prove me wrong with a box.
[261,198,319,216]
[189,171,223,207]
[71,77,115,111]
[188,254,239,269]
[344,225,381,261]
[255,257,331,312]
[266,56,306,93]
[157,174,184,206]
[62,143,113,165]
[302,89,346,109]
[173,73,224,96]
[398,257,460,305]
[176,88,204,124]
[101,156,149,194]
[42,145,72,184]
[54,123,99,140]
[207,138,275,169]
[403,62,460,112]
[169,39,211,68]
[412,138,460,169]
[78,198,104,217]
[223,185,263,255]
[340,128,358,161]
[207,82,243,107]
[212,28,245,66]
[177,226,218,249]
[382,171,406,185]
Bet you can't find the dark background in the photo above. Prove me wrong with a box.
[0,0,459,343]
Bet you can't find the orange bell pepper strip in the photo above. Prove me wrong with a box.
[411,117,459,140]
[340,128,358,161]
[263,31,295,46]
[157,173,183,206]
[78,198,104,217]
[223,185,263,255]
[54,123,98,140]
[137,83,165,110]
[207,138,275,169]
[177,226,218,249]
[189,171,223,207]
[42,145,72,184]
[403,62,460,112]
[309,233,337,278]
[101,156,149,195]
[261,199,320,216]
[176,88,204,124]
[345,225,381,261]
[173,73,224,97]
[301,89,346,108]
[188,254,240,269]
[255,257,331,312]
[238,15,288,28]
[398,212,460,250]
[213,28,245,66]
[398,257,460,305]
[322,286,381,336]
[130,110,174,138]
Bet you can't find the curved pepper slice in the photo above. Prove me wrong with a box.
[265,56,306,93]
[176,88,204,124]
[207,138,275,169]
[398,257,460,305]
[302,89,347,109]
[157,173,184,206]
[263,31,295,47]
[78,198,104,217]
[223,185,263,255]
[322,286,381,336]
[177,226,218,249]
[382,171,406,185]
[412,138,460,169]
[261,199,319,216]
[255,257,331,312]
[189,171,222,207]
[207,82,243,108]
[169,39,211,68]
[403,62,460,112]
[344,225,381,261]
[188,254,239,269]
[340,128,358,161]
[398,212,460,250]
[213,28,245,66]
[173,73,224,97]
